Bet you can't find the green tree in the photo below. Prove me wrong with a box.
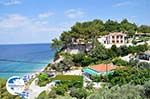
[120,19,137,37]
[51,38,63,52]
[52,85,66,96]
[91,75,101,82]
[105,19,121,32]
[118,45,129,56]
[110,45,118,57]
[129,58,139,67]
[107,67,150,86]
[60,19,106,53]
[73,54,94,66]
[112,58,129,66]
[138,25,150,33]
[91,43,109,60]
[51,57,74,72]
[62,58,74,71]
[51,63,64,73]
[88,84,143,99]
[70,88,88,99]
[38,73,48,81]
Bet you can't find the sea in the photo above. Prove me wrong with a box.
[0,43,55,79]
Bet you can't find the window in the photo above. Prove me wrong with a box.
[120,36,123,39]
[112,40,115,43]
[121,40,123,43]
[117,40,119,43]
[117,36,119,39]
[112,36,114,39]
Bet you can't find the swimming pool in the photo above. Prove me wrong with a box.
[82,68,101,76]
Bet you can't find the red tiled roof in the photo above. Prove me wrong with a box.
[109,32,126,35]
[90,64,116,72]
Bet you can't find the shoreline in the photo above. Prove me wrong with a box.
[0,59,54,80]
[26,58,54,79]
[0,43,55,79]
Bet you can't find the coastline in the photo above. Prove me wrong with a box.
[0,60,52,79]
[40,58,54,72]
[0,43,55,79]
[27,58,54,80]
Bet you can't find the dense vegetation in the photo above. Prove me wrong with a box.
[51,19,150,52]
[49,19,150,99]
[113,58,150,69]
[51,55,74,72]
[87,81,150,99]
[112,58,129,66]
[37,88,89,99]
[37,79,150,99]
[106,67,150,86]
[38,19,150,99]
[51,43,149,70]
[92,43,148,61]
[50,19,150,81]
[37,75,84,99]
[37,72,53,87]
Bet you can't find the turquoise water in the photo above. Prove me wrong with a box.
[0,44,55,79]
[83,68,100,75]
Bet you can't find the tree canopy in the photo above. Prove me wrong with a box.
[52,19,150,48]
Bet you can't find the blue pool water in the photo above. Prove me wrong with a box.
[0,44,55,79]
[83,68,100,75]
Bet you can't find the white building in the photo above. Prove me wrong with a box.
[98,32,132,48]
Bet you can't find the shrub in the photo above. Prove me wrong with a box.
[112,58,129,66]
[73,54,94,66]
[52,85,66,96]
[107,67,150,86]
[48,90,57,98]
[51,57,74,72]
[87,84,143,99]
[38,73,48,81]
[91,43,109,60]
[91,75,101,82]
[37,73,51,86]
[70,88,88,99]
[138,62,150,69]
[143,81,150,98]
[129,58,139,67]
[86,82,94,90]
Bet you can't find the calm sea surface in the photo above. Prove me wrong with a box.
[0,44,55,79]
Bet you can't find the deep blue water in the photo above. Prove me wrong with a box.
[0,44,55,79]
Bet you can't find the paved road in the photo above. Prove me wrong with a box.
[28,78,54,99]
